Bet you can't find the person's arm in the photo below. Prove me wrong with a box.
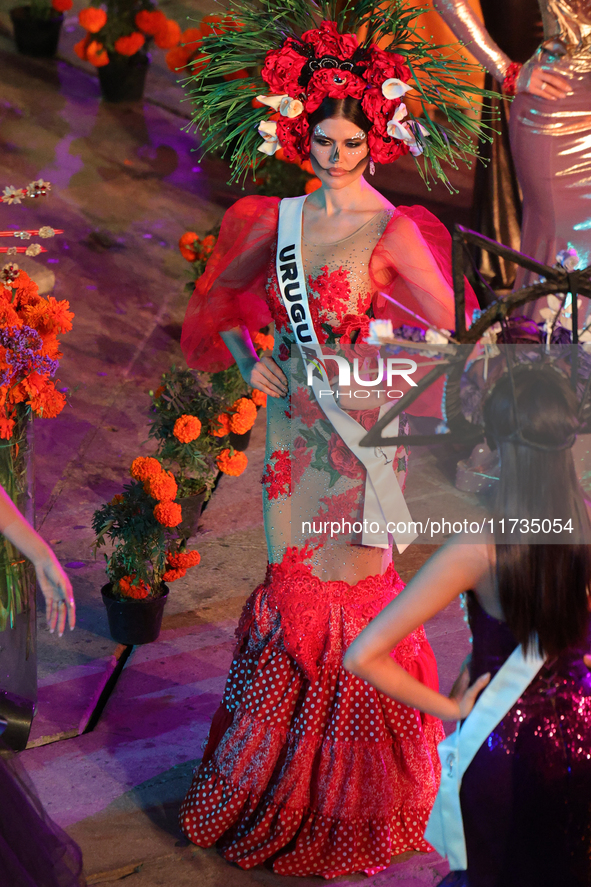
[220,327,288,398]
[432,0,510,82]
[0,486,75,636]
[433,0,570,99]
[343,540,491,720]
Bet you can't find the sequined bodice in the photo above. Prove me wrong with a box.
[302,211,391,326]
[266,210,391,342]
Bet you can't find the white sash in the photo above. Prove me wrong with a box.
[276,195,417,550]
[424,641,546,870]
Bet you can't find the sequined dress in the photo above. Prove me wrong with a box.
[179,195,476,877]
[439,592,591,887]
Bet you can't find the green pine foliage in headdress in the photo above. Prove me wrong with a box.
[181,0,496,188]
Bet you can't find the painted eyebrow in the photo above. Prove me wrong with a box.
[313,126,366,140]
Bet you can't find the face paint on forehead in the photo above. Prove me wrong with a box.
[313,125,367,141]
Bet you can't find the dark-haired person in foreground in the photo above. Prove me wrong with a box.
[345,365,591,887]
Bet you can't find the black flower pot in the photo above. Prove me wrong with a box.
[10,6,63,58]
[101,583,168,645]
[229,428,252,452]
[98,52,149,103]
[178,489,208,539]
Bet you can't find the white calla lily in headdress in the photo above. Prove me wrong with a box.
[386,104,429,156]
[381,78,412,100]
[257,119,280,155]
[256,94,304,118]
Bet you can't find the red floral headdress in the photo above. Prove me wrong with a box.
[183,0,492,186]
[257,21,426,166]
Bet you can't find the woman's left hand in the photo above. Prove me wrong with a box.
[450,671,491,720]
[517,63,571,100]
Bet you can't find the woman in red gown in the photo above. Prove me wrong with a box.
[179,8,480,878]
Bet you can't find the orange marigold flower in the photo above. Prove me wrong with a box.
[167,550,200,569]
[154,500,182,527]
[118,575,150,599]
[305,177,322,194]
[28,383,66,419]
[86,40,109,67]
[153,18,181,49]
[178,231,198,262]
[130,456,162,481]
[114,32,145,56]
[188,51,207,75]
[135,8,166,35]
[173,414,201,443]
[109,493,124,505]
[79,6,107,32]
[229,397,257,433]
[200,13,226,35]
[0,416,15,440]
[40,333,61,360]
[73,37,89,60]
[181,27,202,50]
[200,234,216,253]
[24,296,74,334]
[52,0,73,11]
[11,270,39,306]
[152,385,165,400]
[211,413,230,437]
[166,45,190,72]
[251,389,267,408]
[216,448,248,477]
[144,469,178,502]
[162,568,186,582]
[253,331,274,352]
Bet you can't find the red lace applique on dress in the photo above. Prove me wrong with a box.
[262,449,291,499]
[315,487,360,526]
[290,386,324,428]
[331,312,371,344]
[309,266,351,316]
[293,436,313,485]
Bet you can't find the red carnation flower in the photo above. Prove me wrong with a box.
[305,69,366,114]
[368,128,409,165]
[261,40,306,96]
[363,47,411,87]
[301,21,358,60]
[277,115,311,162]
[362,86,397,126]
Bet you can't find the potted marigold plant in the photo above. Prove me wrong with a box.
[93,456,200,645]
[75,0,183,102]
[148,368,230,537]
[0,261,73,633]
[10,0,71,58]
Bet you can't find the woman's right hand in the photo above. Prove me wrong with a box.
[249,356,288,398]
[450,670,491,720]
[517,63,571,100]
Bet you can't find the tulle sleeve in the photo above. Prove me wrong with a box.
[181,195,279,372]
[369,205,479,332]
[369,205,479,418]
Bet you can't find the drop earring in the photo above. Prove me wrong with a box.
[369,158,376,176]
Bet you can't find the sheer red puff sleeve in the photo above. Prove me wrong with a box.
[369,206,479,418]
[181,196,279,372]
[369,205,479,331]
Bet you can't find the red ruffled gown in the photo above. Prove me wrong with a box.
[179,195,477,878]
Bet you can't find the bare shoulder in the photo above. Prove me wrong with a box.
[441,535,493,581]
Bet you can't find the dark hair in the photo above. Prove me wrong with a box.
[308,96,372,138]
[483,365,591,657]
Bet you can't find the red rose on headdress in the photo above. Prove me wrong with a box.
[362,86,397,125]
[305,69,366,113]
[277,114,311,161]
[262,40,306,96]
[368,128,409,164]
[301,21,358,60]
[363,47,411,87]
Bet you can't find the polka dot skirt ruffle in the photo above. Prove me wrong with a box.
[179,561,444,878]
